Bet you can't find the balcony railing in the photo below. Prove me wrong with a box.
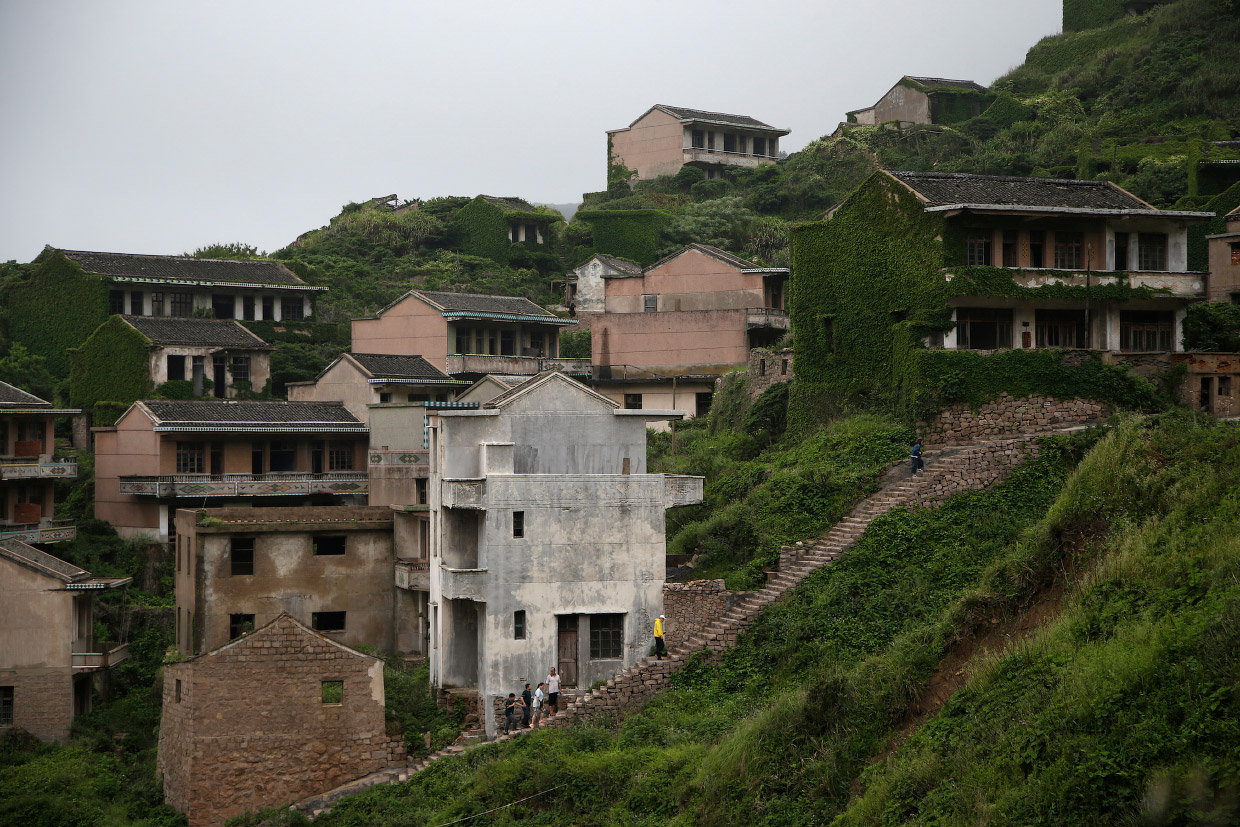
[395,559,430,591]
[445,354,592,377]
[441,478,485,509]
[72,642,130,669]
[0,520,76,544]
[943,266,1206,298]
[0,455,78,480]
[118,472,368,497]
[683,146,780,161]
[746,307,790,330]
[440,566,487,601]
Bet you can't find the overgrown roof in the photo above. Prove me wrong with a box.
[480,196,540,213]
[137,400,364,431]
[53,248,309,287]
[903,76,988,93]
[0,538,90,582]
[350,353,454,381]
[121,315,271,349]
[0,380,51,408]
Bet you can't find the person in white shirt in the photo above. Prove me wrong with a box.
[546,667,562,715]
[531,682,546,729]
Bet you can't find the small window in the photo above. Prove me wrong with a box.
[624,394,642,410]
[643,294,657,313]
[589,614,624,659]
[176,441,205,474]
[416,478,428,505]
[378,392,391,403]
[781,359,789,376]
[313,535,347,556]
[174,679,181,704]
[281,297,304,320]
[228,613,255,639]
[321,680,343,704]
[758,359,766,377]
[514,610,526,640]
[695,391,713,417]
[513,511,525,539]
[312,612,346,632]
[230,538,255,576]
[0,686,13,725]
[151,292,165,316]
[230,356,250,384]
[966,231,992,266]
[108,290,125,315]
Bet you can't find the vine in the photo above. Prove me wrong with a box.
[68,315,154,419]
[10,250,113,377]
[574,209,671,266]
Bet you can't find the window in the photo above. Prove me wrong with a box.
[228,613,255,639]
[1120,310,1174,352]
[175,679,181,703]
[262,296,274,320]
[151,292,165,315]
[758,359,766,377]
[167,355,186,382]
[280,297,304,320]
[313,535,347,555]
[109,290,125,314]
[691,129,705,149]
[242,295,254,320]
[312,611,346,631]
[1002,230,1019,267]
[407,393,429,403]
[131,291,144,314]
[416,478,428,505]
[623,393,642,410]
[321,680,343,704]
[269,441,296,472]
[514,610,526,640]
[327,441,354,471]
[696,391,713,417]
[170,293,194,316]
[1054,232,1083,269]
[230,538,255,575]
[500,330,515,356]
[723,133,737,153]
[252,443,265,475]
[1115,232,1130,271]
[176,441,205,473]
[781,359,789,376]
[231,356,250,384]
[753,136,767,156]
[966,231,992,266]
[512,511,525,539]
[378,392,391,403]
[1231,242,1240,267]
[1035,309,1088,348]
[529,331,544,355]
[1220,376,1232,399]
[589,614,624,659]
[0,686,13,725]
[454,327,471,354]
[956,308,1013,350]
[525,223,539,243]
[212,294,235,319]
[1138,233,1168,271]
[1029,231,1045,268]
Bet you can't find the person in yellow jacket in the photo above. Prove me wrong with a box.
[653,615,666,660]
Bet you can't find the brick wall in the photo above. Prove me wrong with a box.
[0,668,75,743]
[662,580,741,650]
[918,394,1106,445]
[158,614,403,827]
[747,348,794,399]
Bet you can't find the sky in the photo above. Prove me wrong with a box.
[0,0,1062,263]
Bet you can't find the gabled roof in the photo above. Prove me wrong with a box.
[903,76,988,93]
[349,353,460,382]
[0,538,130,589]
[644,243,788,274]
[121,315,271,349]
[479,195,540,213]
[177,613,379,663]
[0,380,52,408]
[884,170,1214,219]
[575,254,643,277]
[399,290,576,326]
[481,370,619,410]
[134,400,366,432]
[615,105,789,136]
[51,248,320,289]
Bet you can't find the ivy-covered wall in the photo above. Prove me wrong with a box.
[241,320,349,346]
[1185,181,1240,272]
[10,250,113,377]
[453,197,514,263]
[68,315,153,421]
[575,209,671,266]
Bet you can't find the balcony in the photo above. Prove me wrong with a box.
[0,455,78,481]
[118,472,368,498]
[0,520,76,544]
[683,147,780,169]
[440,565,487,600]
[746,307,790,330]
[441,478,485,510]
[72,642,130,669]
[445,354,592,377]
[664,474,705,507]
[942,266,1206,299]
[395,559,430,591]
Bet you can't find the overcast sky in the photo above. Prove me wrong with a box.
[0,0,1061,262]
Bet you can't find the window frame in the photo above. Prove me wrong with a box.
[514,610,526,640]
[312,535,347,556]
[228,613,255,639]
[176,441,205,474]
[1053,232,1084,269]
[623,393,642,410]
[0,685,13,725]
[280,297,305,321]
[966,231,992,266]
[230,538,256,576]
[512,511,525,539]
[1137,232,1168,272]
[312,611,346,632]
[589,614,624,659]
[170,292,194,316]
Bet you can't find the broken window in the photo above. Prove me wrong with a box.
[228,613,255,639]
[262,296,274,320]
[312,612,346,632]
[623,394,642,410]
[0,686,13,725]
[151,292,165,316]
[176,441,205,474]
[455,327,471,354]
[321,680,343,704]
[696,391,713,417]
[723,133,737,153]
[313,535,347,556]
[753,136,767,156]
[416,478,428,505]
[379,392,391,403]
[230,538,255,575]
[131,291,144,314]
[500,330,515,356]
[643,294,657,313]
[1053,232,1084,269]
[280,297,304,320]
[1138,233,1168,271]
[242,295,254,320]
[1029,231,1046,268]
[231,356,250,384]
[268,441,296,473]
[589,614,624,659]
[109,290,125,315]
[514,610,526,640]
[691,129,705,149]
[167,355,186,382]
[1002,230,1019,266]
[212,294,235,319]
[966,231,992,266]
[1115,232,1130,270]
[956,308,1013,350]
[512,511,525,539]
[327,441,354,471]
[170,293,194,316]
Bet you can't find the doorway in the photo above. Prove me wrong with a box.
[557,615,578,688]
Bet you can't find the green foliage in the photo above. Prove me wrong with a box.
[1130,154,1190,206]
[92,402,131,428]
[383,658,465,756]
[452,197,518,263]
[1063,0,1129,31]
[689,177,732,201]
[558,328,591,359]
[70,316,154,417]
[10,250,113,377]
[188,242,263,259]
[673,165,706,191]
[1182,301,1240,351]
[0,343,56,401]
[741,381,789,447]
[574,209,671,266]
[1185,180,1240,271]
[660,197,757,257]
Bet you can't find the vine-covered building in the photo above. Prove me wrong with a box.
[845,76,991,127]
[607,105,789,181]
[1206,204,1240,303]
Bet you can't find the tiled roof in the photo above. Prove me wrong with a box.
[483,370,617,410]
[142,400,363,428]
[0,538,90,583]
[645,243,765,273]
[480,196,539,213]
[351,353,453,380]
[122,316,270,348]
[657,105,784,132]
[594,255,642,275]
[414,290,561,319]
[56,248,307,286]
[890,171,1153,211]
[0,380,52,408]
[904,76,988,93]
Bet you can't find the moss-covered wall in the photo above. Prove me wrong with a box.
[453,197,513,263]
[69,315,153,420]
[575,209,671,267]
[10,250,113,377]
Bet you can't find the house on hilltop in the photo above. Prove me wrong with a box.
[0,382,79,546]
[845,76,992,127]
[287,352,468,423]
[451,195,563,263]
[608,104,789,181]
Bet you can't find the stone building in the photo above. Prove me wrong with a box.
[287,351,468,423]
[0,539,130,742]
[1206,203,1240,303]
[0,381,79,545]
[1174,352,1240,416]
[607,104,789,181]
[845,76,990,127]
[158,613,403,827]
[93,400,368,541]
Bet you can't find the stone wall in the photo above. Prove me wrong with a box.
[662,580,740,650]
[0,668,75,743]
[747,347,794,399]
[911,437,1040,510]
[159,614,403,827]
[918,394,1106,445]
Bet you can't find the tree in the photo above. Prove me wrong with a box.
[188,242,263,259]
[1182,302,1240,352]
[0,343,56,400]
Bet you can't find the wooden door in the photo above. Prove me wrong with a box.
[557,615,578,687]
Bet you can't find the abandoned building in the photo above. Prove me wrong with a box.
[0,381,79,545]
[350,289,586,381]
[159,613,404,827]
[569,243,789,418]
[1206,204,1240,303]
[93,400,368,541]
[0,539,131,742]
[844,76,991,128]
[287,351,468,423]
[607,104,789,181]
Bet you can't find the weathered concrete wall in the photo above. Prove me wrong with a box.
[159,614,403,827]
[918,394,1107,445]
[351,294,449,370]
[288,356,376,422]
[592,309,750,375]
[747,348,794,399]
[604,247,765,314]
[608,108,686,181]
[1174,352,1240,416]
[0,667,77,743]
[1207,232,1240,302]
[662,580,742,650]
[870,83,931,125]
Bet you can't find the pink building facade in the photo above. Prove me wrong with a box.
[608,105,789,182]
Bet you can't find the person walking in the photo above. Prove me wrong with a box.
[546,667,561,716]
[911,441,924,475]
[531,682,546,729]
[521,683,533,729]
[653,614,666,660]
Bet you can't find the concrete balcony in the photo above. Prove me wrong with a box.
[441,478,485,510]
[746,307,790,330]
[0,520,76,544]
[118,472,368,498]
[440,565,487,600]
[72,642,130,669]
[683,147,780,169]
[664,474,705,507]
[942,266,1206,298]
[0,455,78,481]
[395,559,430,591]
[445,354,591,377]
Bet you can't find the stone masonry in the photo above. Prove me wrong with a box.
[159,614,404,827]
[662,580,742,650]
[917,394,1106,445]
[747,347,794,399]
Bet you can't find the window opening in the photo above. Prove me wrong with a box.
[242,295,254,320]
[623,393,642,410]
[643,294,657,313]
[956,308,1013,350]
[1054,232,1083,269]
[313,535,347,555]
[167,355,186,382]
[230,538,255,576]
[228,613,255,639]
[589,614,624,659]
[268,441,296,472]
[1115,233,1129,271]
[109,290,125,315]
[514,610,526,639]
[966,231,992,266]
[312,611,346,631]
[513,511,525,539]
[230,356,250,384]
[281,297,304,320]
[131,291,144,314]
[321,680,343,704]
[176,441,205,474]
[327,441,354,471]
[1138,233,1168,271]
[1,686,14,725]
[170,293,194,316]
[151,292,165,316]
[1029,231,1045,268]
[1002,230,1019,266]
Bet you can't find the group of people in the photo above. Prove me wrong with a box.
[503,667,563,735]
